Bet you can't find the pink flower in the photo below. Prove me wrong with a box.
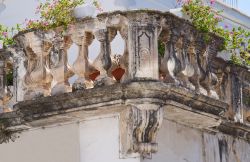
[224,24,229,29]
[214,15,222,21]
[42,21,49,26]
[2,32,7,38]
[210,0,215,5]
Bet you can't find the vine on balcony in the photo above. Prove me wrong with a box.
[179,0,250,66]
[0,24,21,49]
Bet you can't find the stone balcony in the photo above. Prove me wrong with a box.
[0,10,250,158]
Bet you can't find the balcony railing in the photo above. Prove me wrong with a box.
[0,10,249,124]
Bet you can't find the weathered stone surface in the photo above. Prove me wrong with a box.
[12,81,227,121]
[1,10,249,160]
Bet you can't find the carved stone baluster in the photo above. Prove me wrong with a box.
[119,26,129,82]
[50,33,74,95]
[188,38,200,93]
[16,32,53,100]
[189,34,207,95]
[93,28,117,86]
[180,36,195,89]
[214,68,228,100]
[72,32,96,90]
[167,31,182,84]
[195,36,219,97]
[159,29,175,83]
[206,39,224,98]
[175,36,193,86]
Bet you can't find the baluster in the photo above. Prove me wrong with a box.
[167,31,182,84]
[17,32,53,100]
[214,68,228,100]
[174,36,193,86]
[188,36,200,93]
[188,35,207,95]
[180,36,195,89]
[206,39,224,98]
[119,26,129,82]
[93,28,117,86]
[0,52,12,113]
[159,30,175,83]
[72,31,96,90]
[50,32,74,95]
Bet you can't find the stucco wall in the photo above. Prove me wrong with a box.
[0,115,250,162]
[0,123,80,162]
[79,115,140,162]
[0,115,141,162]
[144,120,250,162]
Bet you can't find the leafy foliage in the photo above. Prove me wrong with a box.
[26,0,101,30]
[0,24,21,48]
[180,0,250,66]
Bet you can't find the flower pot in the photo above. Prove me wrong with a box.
[73,4,96,19]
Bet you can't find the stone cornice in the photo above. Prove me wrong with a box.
[0,81,227,127]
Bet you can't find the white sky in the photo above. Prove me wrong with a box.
[0,0,249,27]
[238,0,250,16]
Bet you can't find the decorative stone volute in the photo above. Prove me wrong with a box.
[120,102,164,158]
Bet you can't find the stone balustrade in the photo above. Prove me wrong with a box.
[0,10,249,124]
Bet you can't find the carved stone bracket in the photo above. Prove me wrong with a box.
[120,103,163,158]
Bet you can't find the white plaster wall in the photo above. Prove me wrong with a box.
[79,115,140,162]
[0,115,141,162]
[144,120,204,162]
[0,123,80,162]
[203,133,250,162]
[0,115,250,162]
[144,119,250,162]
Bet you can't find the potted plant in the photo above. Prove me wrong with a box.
[26,0,86,30]
[73,0,101,18]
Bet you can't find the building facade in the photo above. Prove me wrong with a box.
[0,1,249,162]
